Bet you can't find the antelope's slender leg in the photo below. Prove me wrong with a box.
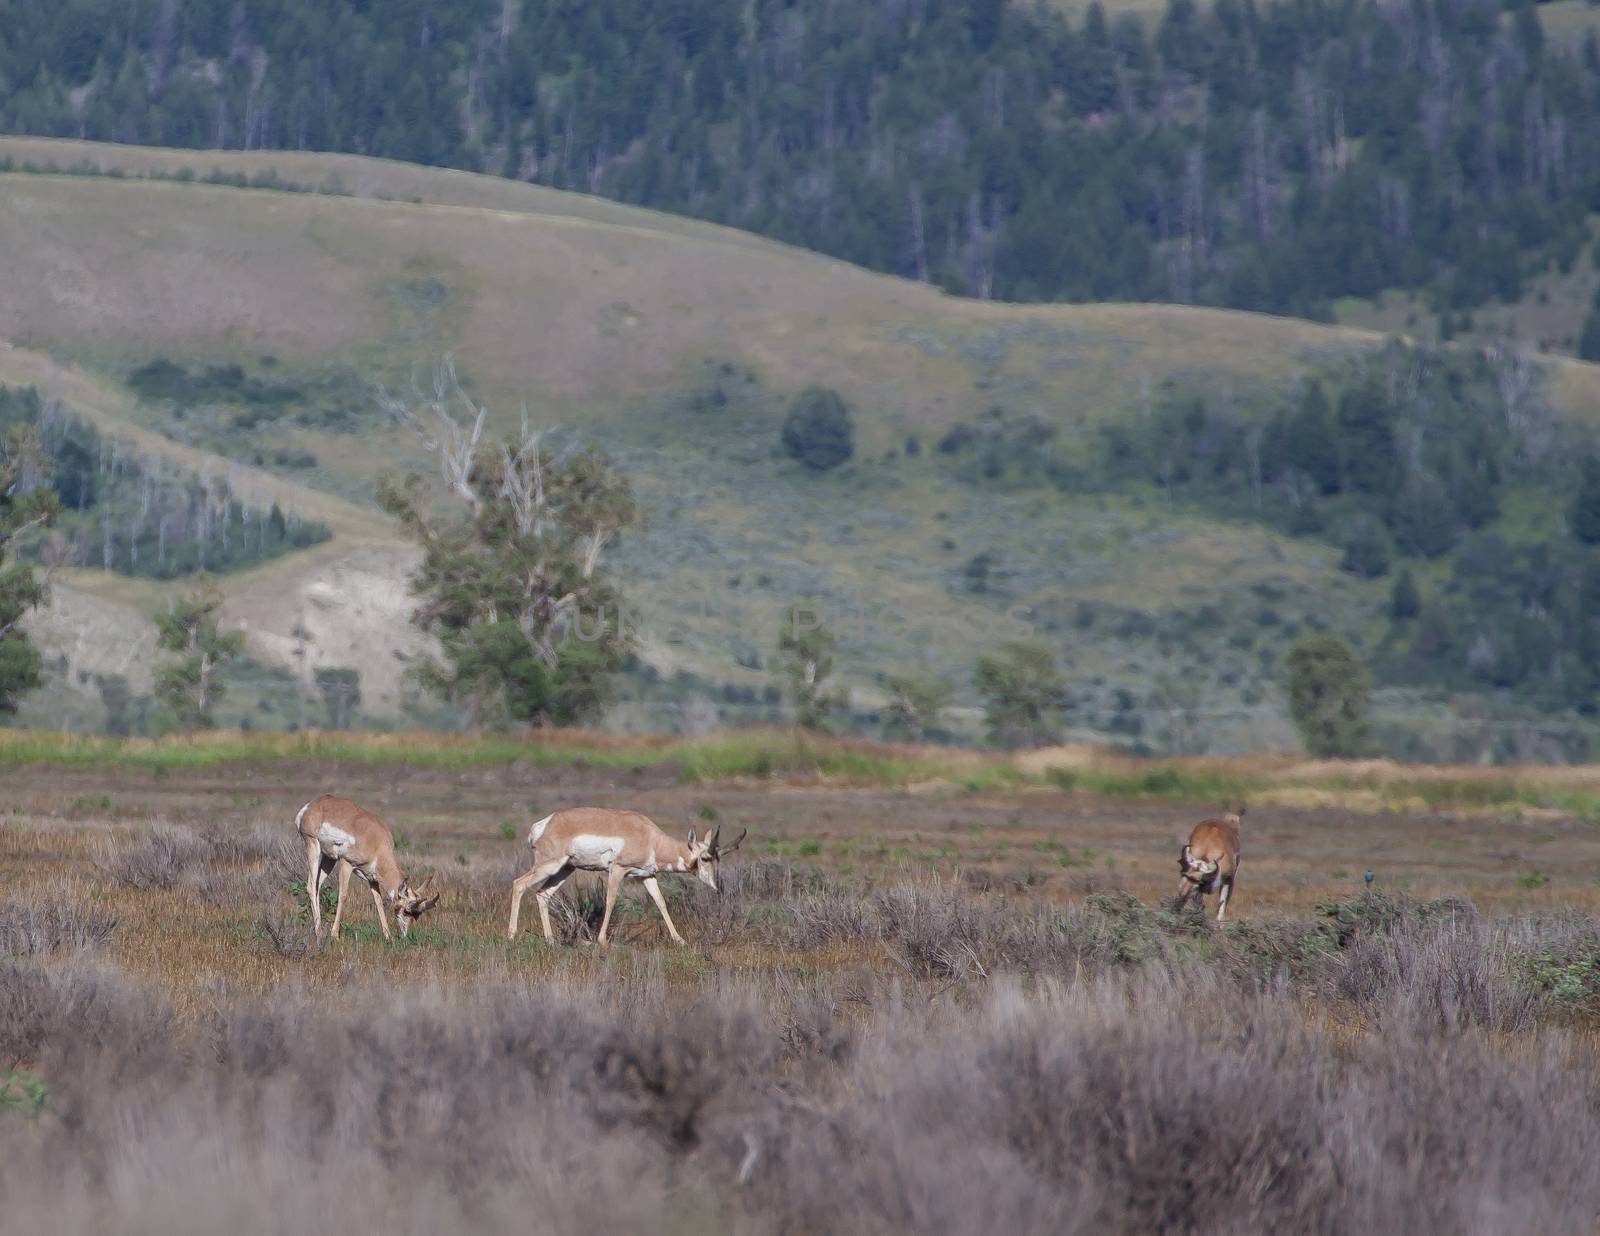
[535,865,575,944]
[596,864,627,945]
[1216,877,1233,922]
[305,837,324,936]
[368,881,393,941]
[329,860,354,939]
[507,858,569,941]
[1175,879,1191,908]
[642,877,686,945]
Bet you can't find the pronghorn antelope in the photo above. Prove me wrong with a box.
[506,807,746,945]
[296,795,439,940]
[1176,808,1243,921]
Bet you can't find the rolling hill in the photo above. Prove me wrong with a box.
[2,137,1597,752]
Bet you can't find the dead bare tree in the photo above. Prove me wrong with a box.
[379,358,488,513]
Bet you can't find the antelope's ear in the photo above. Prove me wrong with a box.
[706,824,721,849]
[687,829,698,848]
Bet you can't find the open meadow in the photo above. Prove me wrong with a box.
[6,731,1600,1232]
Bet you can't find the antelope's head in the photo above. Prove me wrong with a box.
[686,825,747,892]
[390,878,440,936]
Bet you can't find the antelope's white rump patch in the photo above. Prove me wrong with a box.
[318,822,357,857]
[567,834,626,868]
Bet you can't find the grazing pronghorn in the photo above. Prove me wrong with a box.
[1176,808,1244,921]
[506,808,745,945]
[296,795,439,940]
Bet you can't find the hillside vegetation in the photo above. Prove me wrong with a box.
[2,141,1600,755]
[2,0,1600,330]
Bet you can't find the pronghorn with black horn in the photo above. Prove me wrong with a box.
[296,795,439,940]
[507,807,746,945]
[1176,807,1244,921]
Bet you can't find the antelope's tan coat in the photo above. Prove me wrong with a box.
[296,795,438,940]
[1176,811,1242,921]
[506,807,742,945]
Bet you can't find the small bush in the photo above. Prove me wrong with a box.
[95,825,214,889]
[0,899,118,957]
[254,906,322,959]
[781,387,855,471]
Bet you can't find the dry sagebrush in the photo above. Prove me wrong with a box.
[9,857,1600,1234]
[3,957,1600,1235]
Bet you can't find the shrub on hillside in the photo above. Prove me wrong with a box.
[1337,514,1391,578]
[781,387,855,470]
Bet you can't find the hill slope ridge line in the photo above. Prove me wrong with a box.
[0,340,391,541]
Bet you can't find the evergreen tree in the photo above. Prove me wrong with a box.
[1571,557,1600,709]
[1579,312,1600,363]
[0,424,58,713]
[1390,568,1420,622]
[1389,471,1457,558]
[1336,381,1398,496]
[1288,382,1341,495]
[1339,515,1392,579]
[1286,635,1369,758]
[1571,458,1600,544]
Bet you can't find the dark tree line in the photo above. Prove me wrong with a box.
[2,0,1598,318]
[936,341,1600,711]
[0,385,330,579]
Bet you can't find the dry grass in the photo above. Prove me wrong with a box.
[7,759,1600,1232]
[0,162,1377,435]
[5,728,1600,821]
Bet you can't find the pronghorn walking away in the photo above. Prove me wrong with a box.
[296,795,439,940]
[506,808,745,945]
[1176,809,1243,921]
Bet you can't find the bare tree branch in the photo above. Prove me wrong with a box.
[381,357,488,513]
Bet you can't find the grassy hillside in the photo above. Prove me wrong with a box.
[2,138,1597,753]
[0,139,1382,431]
[3,0,1597,327]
